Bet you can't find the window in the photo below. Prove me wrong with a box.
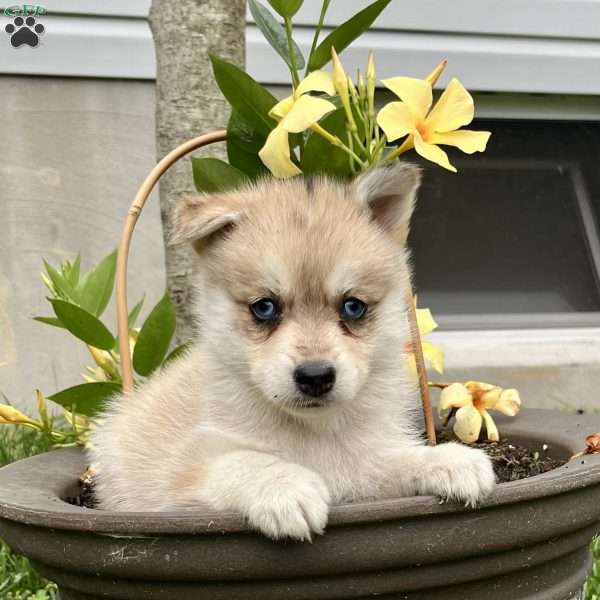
[409,120,600,329]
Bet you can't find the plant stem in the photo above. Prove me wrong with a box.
[311,124,367,169]
[352,130,367,155]
[386,135,414,161]
[370,135,386,164]
[305,0,331,75]
[284,16,300,88]
[428,381,451,389]
[347,131,357,174]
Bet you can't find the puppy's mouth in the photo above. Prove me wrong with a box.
[295,397,328,409]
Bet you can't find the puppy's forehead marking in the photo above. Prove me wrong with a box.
[260,253,290,294]
[304,176,315,196]
[327,262,356,297]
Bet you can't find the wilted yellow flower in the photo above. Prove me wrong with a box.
[377,75,490,172]
[259,71,336,178]
[439,381,521,443]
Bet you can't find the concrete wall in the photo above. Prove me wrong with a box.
[0,75,165,410]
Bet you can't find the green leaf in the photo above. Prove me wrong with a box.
[267,0,303,18]
[50,299,115,350]
[33,316,65,329]
[163,343,190,367]
[128,296,145,328]
[249,0,305,70]
[132,292,176,376]
[300,107,353,178]
[308,0,392,71]
[192,157,250,193]
[65,254,81,287]
[227,110,269,179]
[49,382,121,417]
[43,259,79,302]
[79,250,117,317]
[211,55,278,137]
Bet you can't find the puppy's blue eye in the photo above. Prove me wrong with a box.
[341,297,367,321]
[250,298,280,322]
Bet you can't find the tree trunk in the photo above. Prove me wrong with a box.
[149,0,246,343]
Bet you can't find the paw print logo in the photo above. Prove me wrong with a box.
[5,16,45,48]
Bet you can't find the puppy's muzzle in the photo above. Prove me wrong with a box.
[294,361,336,398]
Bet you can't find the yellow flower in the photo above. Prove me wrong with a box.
[407,298,445,375]
[377,76,491,172]
[259,71,336,178]
[439,381,521,443]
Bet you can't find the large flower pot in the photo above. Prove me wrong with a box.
[0,408,598,600]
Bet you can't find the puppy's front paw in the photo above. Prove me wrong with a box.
[420,443,496,507]
[247,467,330,542]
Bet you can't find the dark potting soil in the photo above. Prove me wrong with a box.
[438,431,565,483]
[472,439,565,482]
[66,437,565,509]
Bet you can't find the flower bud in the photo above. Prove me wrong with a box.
[0,404,36,426]
[331,47,357,131]
[366,51,376,113]
[425,59,447,87]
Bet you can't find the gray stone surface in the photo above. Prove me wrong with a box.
[0,75,165,409]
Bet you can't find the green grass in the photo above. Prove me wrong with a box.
[0,426,58,600]
[587,537,600,600]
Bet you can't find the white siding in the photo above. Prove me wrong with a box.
[0,1,599,95]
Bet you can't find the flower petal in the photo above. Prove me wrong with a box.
[481,410,500,442]
[269,95,294,120]
[296,70,336,97]
[426,78,474,133]
[495,389,522,416]
[439,383,472,412]
[280,95,336,133]
[377,102,416,142]
[428,130,491,154]
[258,126,302,178]
[465,381,502,410]
[414,131,457,173]
[421,341,445,374]
[381,77,432,120]
[416,307,438,337]
[454,405,483,444]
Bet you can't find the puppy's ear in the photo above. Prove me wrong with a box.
[352,162,421,243]
[170,194,243,252]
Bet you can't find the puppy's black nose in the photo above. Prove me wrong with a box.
[294,362,336,397]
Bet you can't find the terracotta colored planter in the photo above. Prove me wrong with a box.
[0,408,598,600]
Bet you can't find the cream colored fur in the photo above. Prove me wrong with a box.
[89,163,495,541]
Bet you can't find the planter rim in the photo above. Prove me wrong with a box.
[1,408,599,535]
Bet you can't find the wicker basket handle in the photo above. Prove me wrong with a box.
[115,131,435,445]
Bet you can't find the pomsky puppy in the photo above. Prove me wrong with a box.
[90,163,495,541]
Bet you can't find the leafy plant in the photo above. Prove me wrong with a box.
[1,251,182,446]
[194,0,490,192]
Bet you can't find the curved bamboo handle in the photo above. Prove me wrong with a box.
[116,130,226,391]
[115,130,435,444]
